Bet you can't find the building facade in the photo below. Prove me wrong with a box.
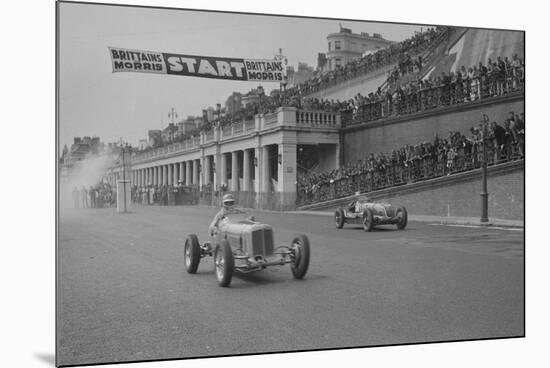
[115,107,341,210]
[326,27,393,71]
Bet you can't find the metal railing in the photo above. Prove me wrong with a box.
[296,138,524,207]
[342,69,525,127]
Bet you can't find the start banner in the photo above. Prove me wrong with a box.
[109,47,285,82]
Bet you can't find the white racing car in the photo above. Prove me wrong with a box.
[184,209,311,287]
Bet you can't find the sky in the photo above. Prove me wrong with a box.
[58,2,426,152]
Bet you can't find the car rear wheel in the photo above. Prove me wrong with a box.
[363,208,374,232]
[184,234,201,274]
[335,208,345,229]
[290,234,310,279]
[396,206,408,230]
[214,240,234,287]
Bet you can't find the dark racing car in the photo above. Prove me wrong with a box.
[334,195,408,232]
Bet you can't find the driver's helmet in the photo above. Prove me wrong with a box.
[222,193,235,208]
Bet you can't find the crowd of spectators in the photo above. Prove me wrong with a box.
[341,55,525,126]
[71,182,115,208]
[297,112,524,206]
[131,182,199,206]
[136,26,523,168]
[296,27,448,94]
[199,53,524,135]
[191,27,449,134]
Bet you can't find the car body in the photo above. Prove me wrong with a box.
[334,195,408,232]
[184,208,310,287]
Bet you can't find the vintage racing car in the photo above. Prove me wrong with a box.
[184,208,310,287]
[334,195,408,232]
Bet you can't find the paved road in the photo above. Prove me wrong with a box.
[57,205,524,366]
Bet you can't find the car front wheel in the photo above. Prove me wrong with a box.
[214,240,234,287]
[396,206,408,230]
[335,208,345,229]
[290,234,310,279]
[363,208,374,232]
[184,234,201,274]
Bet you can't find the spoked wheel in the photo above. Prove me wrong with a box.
[334,208,345,229]
[290,234,311,279]
[184,234,201,274]
[363,208,374,232]
[214,240,234,287]
[395,206,408,230]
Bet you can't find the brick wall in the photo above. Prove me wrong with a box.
[342,93,524,164]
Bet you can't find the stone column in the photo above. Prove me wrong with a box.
[278,143,297,210]
[262,146,270,192]
[213,154,220,190]
[231,151,239,191]
[167,164,173,185]
[185,161,192,186]
[179,162,184,182]
[199,157,204,188]
[242,149,250,191]
[221,153,228,187]
[152,167,157,186]
[254,147,261,193]
[204,156,211,185]
[161,165,166,185]
[193,159,199,185]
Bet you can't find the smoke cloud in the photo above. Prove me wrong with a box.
[60,153,118,209]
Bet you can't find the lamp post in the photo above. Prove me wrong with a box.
[480,115,489,223]
[275,48,288,92]
[118,140,131,214]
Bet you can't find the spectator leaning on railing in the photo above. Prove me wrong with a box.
[341,56,524,127]
[296,112,524,206]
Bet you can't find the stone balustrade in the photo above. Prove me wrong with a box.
[130,107,341,164]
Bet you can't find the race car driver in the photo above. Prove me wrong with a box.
[208,193,236,236]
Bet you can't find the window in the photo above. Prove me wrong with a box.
[335,58,342,68]
[328,41,331,51]
[335,40,341,50]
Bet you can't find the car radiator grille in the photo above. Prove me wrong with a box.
[264,228,274,255]
[251,229,274,256]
